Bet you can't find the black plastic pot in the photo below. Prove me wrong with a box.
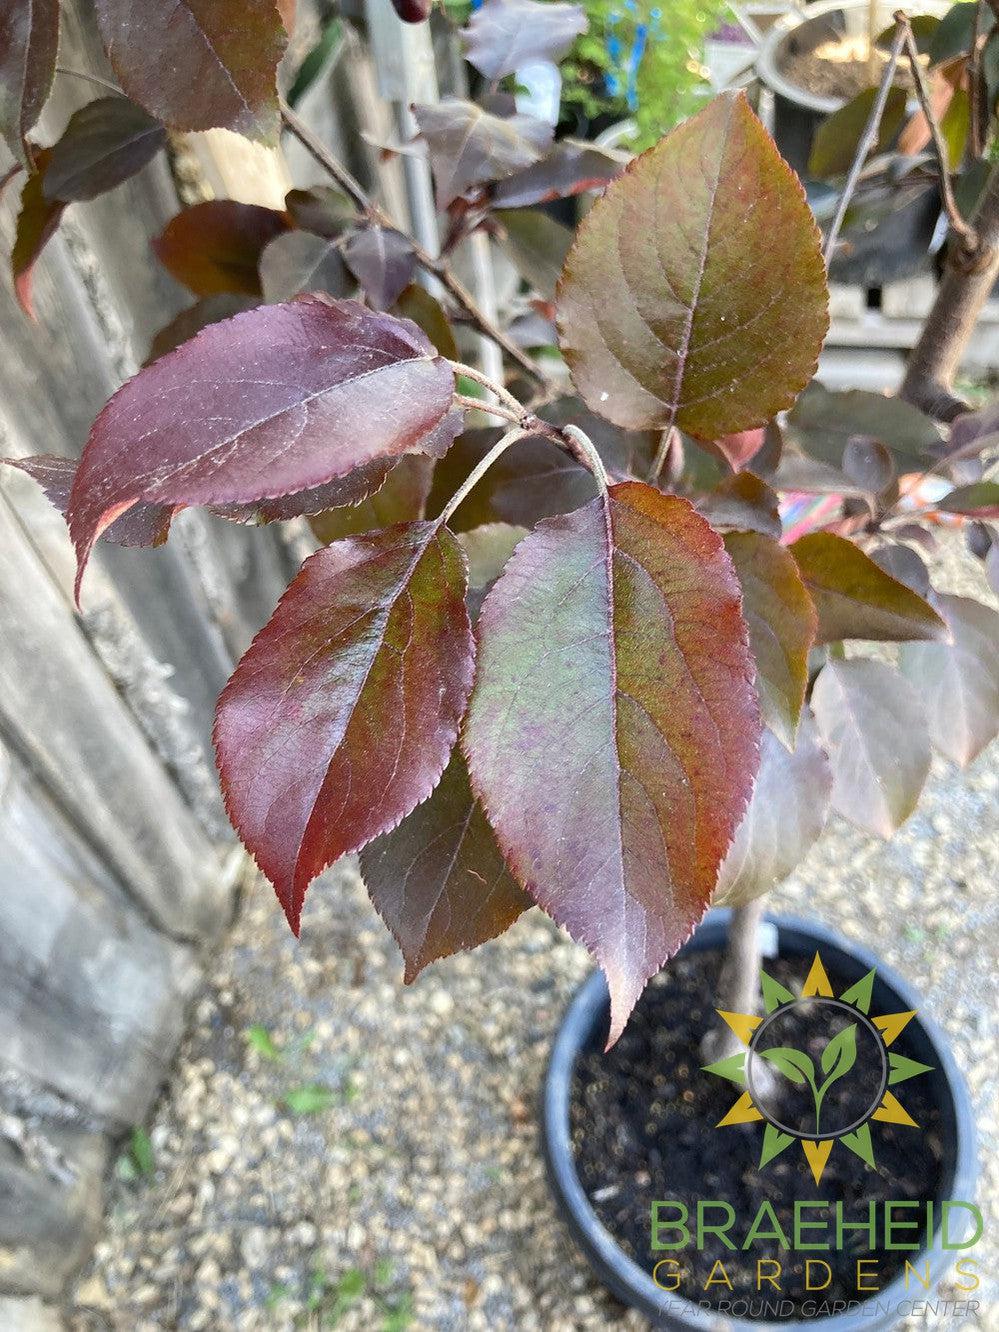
[542,910,978,1331]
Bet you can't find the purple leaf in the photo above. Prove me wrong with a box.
[43,96,167,201]
[258,230,353,303]
[67,299,456,600]
[412,100,553,209]
[0,0,59,167]
[492,138,626,208]
[462,0,587,80]
[341,225,416,309]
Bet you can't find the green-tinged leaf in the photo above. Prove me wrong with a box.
[808,87,907,179]
[820,1023,857,1083]
[129,1126,155,1177]
[246,1024,281,1059]
[900,593,999,766]
[696,472,782,539]
[929,1,993,65]
[93,0,286,139]
[463,481,760,1043]
[457,524,529,590]
[870,545,930,600]
[790,532,948,644]
[307,455,433,545]
[556,92,828,437]
[287,16,343,106]
[758,1046,815,1087]
[393,285,458,360]
[360,751,532,981]
[285,186,355,238]
[259,229,353,303]
[215,520,474,933]
[0,0,58,166]
[936,481,999,518]
[43,97,167,202]
[768,452,866,497]
[939,86,970,169]
[715,716,832,907]
[154,201,289,297]
[724,532,817,747]
[283,1084,336,1115]
[785,383,942,470]
[811,657,931,837]
[495,208,572,298]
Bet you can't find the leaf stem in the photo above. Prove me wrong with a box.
[453,393,527,426]
[55,66,124,95]
[278,98,552,388]
[823,22,907,267]
[448,360,528,418]
[648,424,680,486]
[440,427,529,524]
[562,424,610,494]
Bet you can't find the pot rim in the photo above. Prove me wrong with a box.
[756,0,952,116]
[541,909,978,1332]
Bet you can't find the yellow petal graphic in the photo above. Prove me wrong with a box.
[717,1092,765,1126]
[802,953,834,998]
[873,1010,916,1046]
[802,1139,834,1184]
[872,1090,918,1126]
[717,1009,762,1045]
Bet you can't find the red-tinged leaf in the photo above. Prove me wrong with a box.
[462,0,587,80]
[277,0,296,32]
[701,428,766,472]
[390,0,432,20]
[215,521,474,931]
[900,594,999,766]
[11,150,65,318]
[258,230,352,304]
[284,186,355,238]
[811,657,930,837]
[67,299,456,599]
[153,201,289,298]
[462,481,760,1043]
[494,208,572,299]
[146,295,258,364]
[491,138,627,208]
[341,225,416,310]
[723,531,816,750]
[360,751,531,980]
[43,97,166,202]
[786,382,941,470]
[869,542,930,597]
[412,100,553,209]
[695,472,782,539]
[394,284,459,360]
[0,0,58,167]
[93,0,286,139]
[935,481,999,519]
[947,402,999,460]
[308,454,433,544]
[1,454,172,546]
[556,93,828,437]
[790,532,948,644]
[808,86,908,179]
[715,716,832,906]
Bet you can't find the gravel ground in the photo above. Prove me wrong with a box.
[69,547,998,1332]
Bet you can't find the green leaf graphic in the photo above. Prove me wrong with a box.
[759,1046,816,1087]
[820,1023,858,1084]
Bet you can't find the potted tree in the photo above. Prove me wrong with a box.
[2,0,996,1324]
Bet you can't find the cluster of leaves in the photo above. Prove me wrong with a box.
[3,3,998,1045]
[808,1,999,265]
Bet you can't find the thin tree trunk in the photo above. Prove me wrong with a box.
[901,160,999,421]
[701,898,768,1064]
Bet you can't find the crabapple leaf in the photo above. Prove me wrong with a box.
[811,658,931,837]
[790,533,948,644]
[785,382,941,469]
[215,522,474,931]
[557,93,828,437]
[1,454,172,546]
[491,138,626,208]
[494,208,572,299]
[715,716,832,907]
[153,201,288,297]
[67,299,456,599]
[723,531,817,749]
[146,295,258,363]
[463,481,760,1044]
[308,454,434,545]
[93,0,286,139]
[341,225,416,310]
[10,149,65,317]
[360,751,531,981]
[936,482,999,519]
[0,0,59,166]
[900,594,999,766]
[695,472,782,539]
[457,523,529,591]
[259,230,353,303]
[43,97,167,201]
[808,86,907,179]
[394,285,459,360]
[412,100,553,209]
[462,0,586,80]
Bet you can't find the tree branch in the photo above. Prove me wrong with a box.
[824,23,907,267]
[898,14,978,252]
[901,158,999,420]
[279,97,552,389]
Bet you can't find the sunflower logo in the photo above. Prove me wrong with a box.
[703,954,933,1185]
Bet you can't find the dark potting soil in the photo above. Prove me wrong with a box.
[570,950,946,1319]
[782,42,916,101]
